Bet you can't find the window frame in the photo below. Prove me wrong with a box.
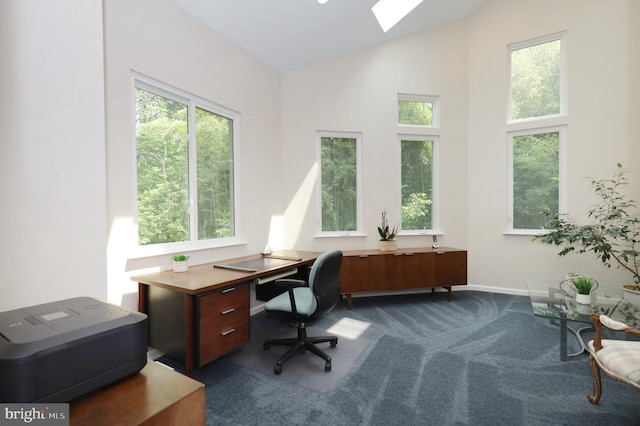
[506,32,568,235]
[131,73,242,257]
[315,130,364,237]
[398,133,440,235]
[507,32,567,124]
[507,125,567,235]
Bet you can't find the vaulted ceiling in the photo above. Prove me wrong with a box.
[171,0,488,71]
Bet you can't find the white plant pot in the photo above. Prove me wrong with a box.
[575,293,591,305]
[172,260,189,273]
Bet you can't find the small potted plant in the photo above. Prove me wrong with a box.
[172,254,190,272]
[560,274,598,304]
[572,276,597,304]
[377,209,399,251]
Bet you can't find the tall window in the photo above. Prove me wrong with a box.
[134,76,238,250]
[401,137,436,230]
[508,33,566,232]
[509,128,564,229]
[318,132,362,234]
[398,94,439,233]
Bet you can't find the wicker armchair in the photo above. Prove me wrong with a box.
[587,313,640,404]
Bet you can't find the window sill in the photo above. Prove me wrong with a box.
[503,229,550,237]
[314,232,367,238]
[127,238,248,260]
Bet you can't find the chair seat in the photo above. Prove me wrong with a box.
[588,339,640,388]
[264,287,317,317]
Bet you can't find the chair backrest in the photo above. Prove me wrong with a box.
[308,249,343,319]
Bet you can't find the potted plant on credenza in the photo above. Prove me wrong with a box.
[377,209,399,251]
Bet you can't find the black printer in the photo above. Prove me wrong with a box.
[0,297,148,403]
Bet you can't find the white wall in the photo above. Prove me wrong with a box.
[280,21,470,254]
[2,0,637,313]
[103,0,282,309]
[467,0,639,290]
[280,0,639,292]
[0,0,107,312]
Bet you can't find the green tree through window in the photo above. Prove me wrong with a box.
[512,131,559,229]
[401,139,433,229]
[135,81,235,247]
[321,136,358,232]
[508,33,565,231]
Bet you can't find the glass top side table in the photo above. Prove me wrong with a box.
[526,280,640,361]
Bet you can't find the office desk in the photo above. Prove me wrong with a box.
[133,250,319,376]
[71,360,205,425]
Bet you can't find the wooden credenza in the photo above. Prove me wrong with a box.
[340,247,467,309]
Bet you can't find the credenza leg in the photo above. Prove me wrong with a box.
[347,294,353,310]
[446,287,452,301]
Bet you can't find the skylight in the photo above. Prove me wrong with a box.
[372,0,424,33]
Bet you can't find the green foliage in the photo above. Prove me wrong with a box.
[398,100,433,125]
[401,140,432,230]
[571,276,595,295]
[172,254,190,261]
[511,39,560,120]
[377,209,398,241]
[534,164,640,283]
[321,137,357,232]
[512,131,559,229]
[135,88,234,246]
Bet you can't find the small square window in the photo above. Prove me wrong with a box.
[398,94,439,126]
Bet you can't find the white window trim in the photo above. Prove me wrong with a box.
[397,134,440,235]
[507,31,567,124]
[506,125,567,235]
[397,93,440,128]
[315,130,364,237]
[130,72,243,258]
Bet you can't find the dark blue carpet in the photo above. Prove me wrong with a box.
[166,291,640,425]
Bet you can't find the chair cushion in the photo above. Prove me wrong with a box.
[264,287,317,317]
[589,339,640,388]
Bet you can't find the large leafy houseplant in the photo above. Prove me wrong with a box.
[534,164,640,283]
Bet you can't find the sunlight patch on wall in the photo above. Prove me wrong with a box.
[283,162,318,246]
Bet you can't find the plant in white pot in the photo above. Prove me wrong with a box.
[566,275,598,304]
[377,209,399,251]
[172,254,190,272]
[534,164,640,303]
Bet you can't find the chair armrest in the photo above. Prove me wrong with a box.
[274,279,307,288]
[590,314,640,351]
[273,279,308,315]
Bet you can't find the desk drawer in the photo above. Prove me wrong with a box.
[199,306,249,365]
[199,285,248,318]
[197,284,249,366]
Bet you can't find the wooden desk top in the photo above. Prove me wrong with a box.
[132,250,320,295]
[70,360,205,426]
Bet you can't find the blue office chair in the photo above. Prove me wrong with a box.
[263,249,343,375]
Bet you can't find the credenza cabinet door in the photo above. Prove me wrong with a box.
[340,255,370,293]
[435,251,468,286]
